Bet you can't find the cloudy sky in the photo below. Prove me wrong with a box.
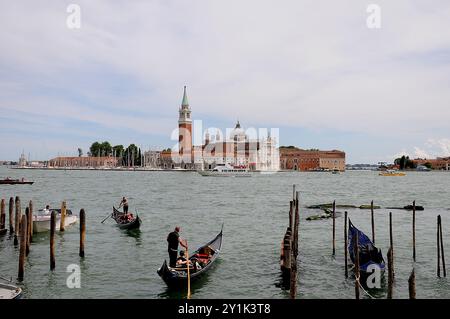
[1,0,450,163]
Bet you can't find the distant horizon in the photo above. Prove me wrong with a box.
[1,2,450,163]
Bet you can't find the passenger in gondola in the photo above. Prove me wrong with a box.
[176,250,190,267]
[167,226,188,267]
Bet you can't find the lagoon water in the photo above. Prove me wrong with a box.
[1,165,450,299]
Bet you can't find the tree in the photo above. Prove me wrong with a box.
[90,142,101,157]
[100,141,112,156]
[113,145,124,158]
[77,148,83,157]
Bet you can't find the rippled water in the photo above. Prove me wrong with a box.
[1,166,450,299]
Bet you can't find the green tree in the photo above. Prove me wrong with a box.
[90,142,101,157]
[113,145,124,158]
[100,141,112,156]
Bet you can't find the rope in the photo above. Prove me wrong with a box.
[355,275,376,299]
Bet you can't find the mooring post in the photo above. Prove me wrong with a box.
[9,197,14,233]
[408,269,416,299]
[60,201,66,232]
[25,207,30,256]
[332,200,336,256]
[439,215,446,277]
[413,200,416,262]
[344,211,348,278]
[29,200,33,240]
[14,196,21,245]
[354,232,360,300]
[389,212,394,277]
[294,191,299,258]
[289,201,293,230]
[371,200,375,244]
[0,199,5,231]
[18,215,27,281]
[80,209,86,258]
[290,257,297,299]
[387,247,393,299]
[438,215,441,277]
[50,211,56,270]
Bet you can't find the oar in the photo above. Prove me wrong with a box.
[186,244,191,299]
[101,213,112,223]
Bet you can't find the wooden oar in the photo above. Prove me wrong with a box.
[101,213,112,223]
[186,246,191,299]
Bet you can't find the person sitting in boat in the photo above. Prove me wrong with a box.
[176,250,190,267]
[43,205,50,214]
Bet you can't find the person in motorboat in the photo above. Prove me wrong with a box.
[42,205,51,214]
[167,226,188,267]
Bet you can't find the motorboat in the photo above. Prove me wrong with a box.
[379,169,406,176]
[33,209,78,233]
[197,164,251,177]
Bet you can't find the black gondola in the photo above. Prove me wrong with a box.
[157,226,223,286]
[348,219,385,276]
[112,206,141,230]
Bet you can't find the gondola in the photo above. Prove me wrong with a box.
[112,206,141,230]
[157,226,223,286]
[348,220,385,276]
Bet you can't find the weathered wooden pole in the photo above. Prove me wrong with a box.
[438,215,441,277]
[354,232,360,299]
[289,201,293,230]
[389,212,394,277]
[29,200,33,240]
[79,209,86,258]
[408,269,416,299]
[60,201,66,231]
[332,200,336,256]
[8,197,14,233]
[290,257,297,299]
[50,211,56,270]
[294,191,299,258]
[25,207,30,256]
[387,247,393,299]
[371,200,375,244]
[344,211,348,278]
[413,200,416,262]
[18,215,27,281]
[439,215,446,277]
[0,199,5,231]
[14,196,21,245]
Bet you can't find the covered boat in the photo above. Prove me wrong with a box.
[348,220,385,275]
[0,282,22,299]
[112,206,141,230]
[157,227,223,286]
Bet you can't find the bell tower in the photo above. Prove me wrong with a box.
[178,86,192,162]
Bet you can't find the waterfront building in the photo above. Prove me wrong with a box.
[412,157,450,170]
[143,151,162,169]
[279,147,346,171]
[48,156,119,168]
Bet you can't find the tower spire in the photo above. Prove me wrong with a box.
[181,85,189,107]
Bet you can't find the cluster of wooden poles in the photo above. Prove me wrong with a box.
[0,197,86,281]
[279,185,300,299]
[331,200,446,299]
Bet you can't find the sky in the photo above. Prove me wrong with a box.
[1,0,450,164]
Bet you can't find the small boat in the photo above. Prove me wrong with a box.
[0,178,34,185]
[379,169,405,176]
[348,220,385,276]
[197,164,251,177]
[332,168,340,174]
[157,227,223,286]
[112,207,141,230]
[33,209,78,233]
[0,281,23,299]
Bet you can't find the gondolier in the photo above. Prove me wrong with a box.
[167,226,188,267]
[119,197,129,214]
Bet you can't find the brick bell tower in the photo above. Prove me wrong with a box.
[178,86,192,162]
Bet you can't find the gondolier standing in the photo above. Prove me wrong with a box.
[119,197,129,214]
[167,226,188,267]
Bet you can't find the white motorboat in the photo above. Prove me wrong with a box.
[0,282,22,299]
[33,209,78,233]
[197,163,252,177]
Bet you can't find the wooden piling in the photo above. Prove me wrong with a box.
[289,201,293,230]
[413,200,416,262]
[344,211,348,278]
[29,200,33,240]
[25,207,30,256]
[79,209,86,258]
[332,200,336,256]
[290,257,297,299]
[438,215,441,277]
[371,200,375,244]
[60,201,66,232]
[50,211,56,270]
[408,269,416,299]
[14,196,21,245]
[439,215,446,277]
[0,199,5,232]
[18,215,27,281]
[8,197,14,233]
[387,247,393,299]
[293,191,299,258]
[354,232,360,299]
[389,212,394,277]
